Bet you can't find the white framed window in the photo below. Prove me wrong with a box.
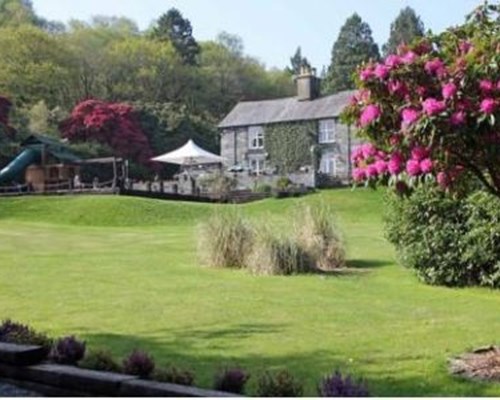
[249,158,265,174]
[248,126,264,149]
[320,152,344,176]
[318,119,336,143]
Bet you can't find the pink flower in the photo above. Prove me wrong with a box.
[420,158,433,174]
[442,82,457,99]
[388,80,408,97]
[416,86,427,97]
[480,98,496,114]
[422,98,446,116]
[388,153,404,175]
[401,108,420,128]
[352,168,366,182]
[351,146,364,162]
[424,58,446,76]
[458,40,472,54]
[385,54,402,68]
[411,146,429,161]
[406,159,421,177]
[401,51,417,64]
[366,164,378,178]
[359,67,374,81]
[376,150,387,160]
[374,64,390,79]
[450,110,466,126]
[389,134,401,147]
[375,160,388,175]
[479,80,494,94]
[437,171,450,189]
[361,143,377,158]
[359,104,381,127]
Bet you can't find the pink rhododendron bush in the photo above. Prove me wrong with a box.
[342,3,500,198]
[343,3,500,289]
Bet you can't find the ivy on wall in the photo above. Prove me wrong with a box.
[264,122,316,174]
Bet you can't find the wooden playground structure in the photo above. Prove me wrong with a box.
[0,135,127,197]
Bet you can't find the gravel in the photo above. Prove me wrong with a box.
[0,382,41,397]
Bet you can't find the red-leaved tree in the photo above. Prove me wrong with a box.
[342,3,500,198]
[60,100,154,165]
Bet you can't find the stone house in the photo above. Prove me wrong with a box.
[218,67,360,188]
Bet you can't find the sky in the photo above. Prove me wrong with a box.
[32,0,481,70]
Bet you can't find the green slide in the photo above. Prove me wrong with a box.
[0,148,40,185]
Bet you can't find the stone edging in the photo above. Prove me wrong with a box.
[0,343,237,397]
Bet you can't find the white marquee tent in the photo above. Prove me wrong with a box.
[151,139,224,166]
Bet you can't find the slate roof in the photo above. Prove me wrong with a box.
[218,90,355,129]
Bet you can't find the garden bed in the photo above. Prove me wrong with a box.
[0,342,236,397]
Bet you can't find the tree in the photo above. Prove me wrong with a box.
[60,100,154,166]
[288,46,310,75]
[62,18,140,102]
[323,13,380,94]
[151,8,200,65]
[0,96,17,166]
[198,34,294,119]
[0,0,37,27]
[0,25,76,108]
[383,7,425,56]
[27,100,50,134]
[342,3,500,198]
[103,36,188,103]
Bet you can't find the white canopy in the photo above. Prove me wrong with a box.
[151,139,224,166]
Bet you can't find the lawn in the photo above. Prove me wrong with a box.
[0,189,499,396]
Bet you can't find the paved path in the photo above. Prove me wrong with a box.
[0,382,40,397]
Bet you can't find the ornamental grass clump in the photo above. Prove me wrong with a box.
[213,367,250,394]
[248,228,313,276]
[198,209,254,269]
[295,203,346,270]
[79,348,121,373]
[50,336,86,365]
[318,370,370,397]
[123,350,155,378]
[256,369,303,397]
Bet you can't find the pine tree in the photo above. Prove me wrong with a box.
[383,7,425,56]
[288,46,310,75]
[323,13,380,94]
[152,8,200,65]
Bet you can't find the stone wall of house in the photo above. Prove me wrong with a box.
[220,120,361,187]
[220,129,235,166]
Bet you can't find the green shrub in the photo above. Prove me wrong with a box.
[276,176,292,191]
[198,209,254,269]
[253,183,273,194]
[384,186,500,287]
[248,229,314,275]
[213,367,250,394]
[79,348,121,372]
[153,366,195,386]
[122,349,155,378]
[256,370,303,397]
[198,171,237,197]
[295,203,346,270]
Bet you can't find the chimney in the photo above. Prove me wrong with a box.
[295,65,321,101]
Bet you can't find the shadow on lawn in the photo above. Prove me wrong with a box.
[348,259,390,269]
[78,323,494,397]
